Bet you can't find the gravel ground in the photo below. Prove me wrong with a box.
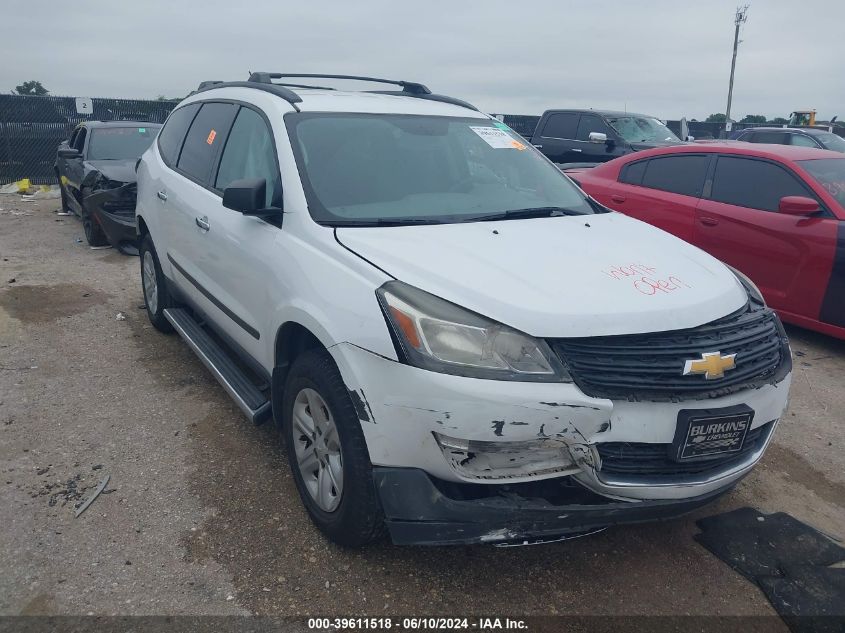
[1,197,842,619]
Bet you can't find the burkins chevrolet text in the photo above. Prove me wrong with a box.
[135,73,792,546]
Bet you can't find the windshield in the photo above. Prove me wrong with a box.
[798,158,845,207]
[87,126,160,160]
[817,133,845,153]
[285,114,595,225]
[606,116,681,144]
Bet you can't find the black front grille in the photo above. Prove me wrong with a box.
[596,421,774,477]
[550,303,789,401]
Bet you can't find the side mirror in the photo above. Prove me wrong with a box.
[222,178,283,217]
[58,148,81,159]
[588,132,608,144]
[778,196,820,216]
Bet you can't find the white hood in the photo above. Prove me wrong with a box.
[336,212,748,338]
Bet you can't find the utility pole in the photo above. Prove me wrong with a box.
[724,4,749,137]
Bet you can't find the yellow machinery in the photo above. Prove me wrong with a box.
[789,110,817,127]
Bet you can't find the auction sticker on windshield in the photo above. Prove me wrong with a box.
[471,126,521,149]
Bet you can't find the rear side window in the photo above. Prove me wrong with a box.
[619,160,647,185]
[215,107,279,207]
[748,131,788,145]
[710,156,813,211]
[576,115,612,141]
[177,102,238,183]
[640,155,710,197]
[158,104,200,167]
[540,113,579,139]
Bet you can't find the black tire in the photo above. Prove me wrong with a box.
[281,349,386,547]
[139,234,174,333]
[83,213,109,247]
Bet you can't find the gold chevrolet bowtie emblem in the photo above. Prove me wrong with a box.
[683,351,737,380]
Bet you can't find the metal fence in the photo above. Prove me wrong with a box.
[0,94,177,185]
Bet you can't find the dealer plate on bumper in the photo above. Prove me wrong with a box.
[673,405,754,460]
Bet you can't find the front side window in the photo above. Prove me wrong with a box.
[216,107,279,207]
[606,116,681,144]
[72,128,87,152]
[711,156,814,211]
[640,155,710,197]
[177,103,238,182]
[87,126,160,161]
[286,114,595,225]
[797,158,845,207]
[576,115,612,142]
[788,134,820,148]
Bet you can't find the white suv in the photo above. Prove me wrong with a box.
[136,73,792,547]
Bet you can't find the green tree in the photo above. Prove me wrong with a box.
[14,80,48,95]
[770,117,789,125]
[706,113,726,122]
[740,114,767,123]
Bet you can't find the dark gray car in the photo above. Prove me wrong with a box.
[55,121,161,250]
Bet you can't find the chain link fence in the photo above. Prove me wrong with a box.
[0,94,177,185]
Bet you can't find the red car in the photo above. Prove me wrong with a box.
[569,142,845,339]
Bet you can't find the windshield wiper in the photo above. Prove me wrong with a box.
[326,218,445,227]
[458,207,588,222]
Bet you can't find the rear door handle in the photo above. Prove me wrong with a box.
[195,216,210,231]
[571,148,582,153]
[611,194,626,204]
[699,216,719,227]
[532,144,543,149]
[156,190,167,201]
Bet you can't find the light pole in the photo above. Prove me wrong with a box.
[724,4,749,137]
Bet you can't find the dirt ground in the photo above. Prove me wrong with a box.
[1,196,843,619]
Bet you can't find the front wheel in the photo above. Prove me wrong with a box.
[83,214,109,247]
[139,234,174,333]
[281,349,385,547]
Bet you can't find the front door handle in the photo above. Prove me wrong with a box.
[156,190,167,201]
[195,216,210,231]
[571,148,582,153]
[699,216,719,227]
[611,194,627,204]
[532,144,543,149]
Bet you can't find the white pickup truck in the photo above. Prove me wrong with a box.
[135,73,792,547]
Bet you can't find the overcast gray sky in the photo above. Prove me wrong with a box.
[2,0,843,120]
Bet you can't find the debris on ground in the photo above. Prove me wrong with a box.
[74,474,110,518]
[115,312,126,321]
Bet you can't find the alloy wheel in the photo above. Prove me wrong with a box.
[292,387,343,512]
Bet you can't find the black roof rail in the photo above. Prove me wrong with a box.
[194,80,302,109]
[368,90,479,112]
[248,72,431,95]
[247,72,478,112]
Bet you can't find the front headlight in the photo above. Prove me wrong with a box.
[727,266,766,306]
[377,281,570,382]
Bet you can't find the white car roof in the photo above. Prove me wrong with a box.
[182,86,488,119]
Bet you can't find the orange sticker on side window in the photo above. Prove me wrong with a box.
[206,129,217,145]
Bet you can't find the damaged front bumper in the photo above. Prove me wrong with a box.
[83,183,138,249]
[375,467,733,546]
